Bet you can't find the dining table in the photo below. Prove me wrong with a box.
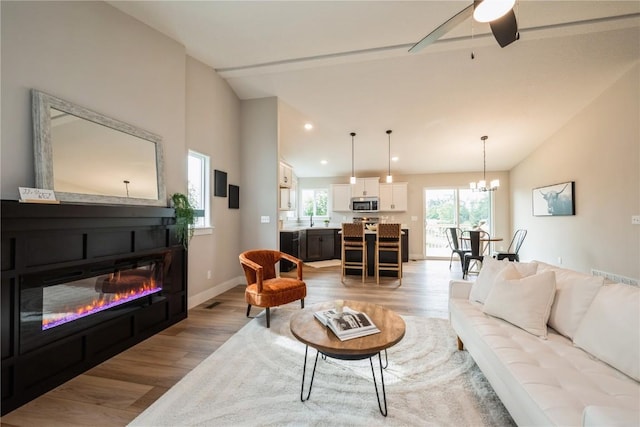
[460,234,503,255]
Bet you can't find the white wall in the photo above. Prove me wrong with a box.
[511,63,640,279]
[185,57,242,307]
[1,1,186,199]
[240,98,279,251]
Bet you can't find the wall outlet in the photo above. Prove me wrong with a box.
[557,257,562,264]
[207,270,211,280]
[260,216,270,223]
[632,215,640,225]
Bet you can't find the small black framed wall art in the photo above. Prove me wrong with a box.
[532,181,575,216]
[214,170,227,197]
[228,184,239,209]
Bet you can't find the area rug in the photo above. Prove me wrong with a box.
[304,259,342,268]
[129,307,515,427]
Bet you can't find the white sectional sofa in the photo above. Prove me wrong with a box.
[449,258,639,426]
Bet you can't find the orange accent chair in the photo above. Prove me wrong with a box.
[239,249,306,328]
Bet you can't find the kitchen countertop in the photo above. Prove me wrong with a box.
[281,226,340,232]
[281,225,409,232]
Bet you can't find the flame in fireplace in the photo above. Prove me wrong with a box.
[42,278,161,330]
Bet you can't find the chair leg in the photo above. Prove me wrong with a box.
[266,307,270,328]
[301,298,304,309]
[398,248,402,286]
[362,247,366,283]
[449,253,454,269]
[246,304,251,317]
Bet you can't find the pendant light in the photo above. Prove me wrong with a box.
[470,135,499,192]
[386,130,393,183]
[350,132,357,184]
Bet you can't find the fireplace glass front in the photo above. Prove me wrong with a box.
[20,256,166,352]
[42,265,162,330]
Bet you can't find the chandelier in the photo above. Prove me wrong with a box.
[470,135,499,192]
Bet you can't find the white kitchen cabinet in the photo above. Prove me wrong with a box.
[351,177,379,197]
[379,182,408,211]
[280,188,296,211]
[331,184,351,212]
[279,162,293,188]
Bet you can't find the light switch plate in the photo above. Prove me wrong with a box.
[260,216,270,223]
[632,215,640,225]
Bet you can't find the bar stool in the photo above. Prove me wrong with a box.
[341,223,366,283]
[375,223,402,285]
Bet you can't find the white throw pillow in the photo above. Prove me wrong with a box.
[469,257,537,304]
[573,283,640,381]
[547,269,603,339]
[483,270,556,338]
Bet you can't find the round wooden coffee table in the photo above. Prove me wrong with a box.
[290,300,406,416]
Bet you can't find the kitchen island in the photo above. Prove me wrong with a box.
[279,227,408,277]
[344,229,409,277]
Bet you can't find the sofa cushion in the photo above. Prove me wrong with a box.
[573,283,640,381]
[469,257,537,304]
[547,268,603,339]
[483,269,556,337]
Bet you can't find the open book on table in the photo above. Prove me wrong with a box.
[314,306,381,341]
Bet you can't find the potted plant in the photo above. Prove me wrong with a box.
[323,219,330,227]
[170,193,197,249]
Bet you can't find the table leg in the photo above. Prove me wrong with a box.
[300,345,319,402]
[369,352,388,416]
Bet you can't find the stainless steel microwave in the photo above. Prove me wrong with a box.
[350,197,379,212]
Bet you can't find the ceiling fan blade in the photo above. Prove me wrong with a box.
[409,4,473,53]
[489,8,519,47]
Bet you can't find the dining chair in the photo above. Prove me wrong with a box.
[494,229,527,262]
[445,227,470,271]
[239,249,306,328]
[463,230,490,278]
[341,223,367,283]
[375,223,402,285]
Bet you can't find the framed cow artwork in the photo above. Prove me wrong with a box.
[532,181,575,216]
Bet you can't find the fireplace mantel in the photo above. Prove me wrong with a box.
[1,200,187,415]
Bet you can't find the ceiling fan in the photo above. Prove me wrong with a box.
[409,0,519,53]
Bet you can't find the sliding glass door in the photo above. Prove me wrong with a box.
[424,188,492,258]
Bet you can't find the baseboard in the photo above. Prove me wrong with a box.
[188,275,244,309]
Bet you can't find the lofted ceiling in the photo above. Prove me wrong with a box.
[109,1,640,178]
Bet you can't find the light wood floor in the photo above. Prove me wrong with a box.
[1,259,470,427]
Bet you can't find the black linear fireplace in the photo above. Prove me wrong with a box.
[1,201,187,415]
[20,253,168,353]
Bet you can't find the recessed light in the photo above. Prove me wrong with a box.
[304,123,313,130]
[320,160,328,165]
[392,156,399,162]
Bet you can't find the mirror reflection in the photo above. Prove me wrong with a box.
[32,89,166,206]
[50,108,159,199]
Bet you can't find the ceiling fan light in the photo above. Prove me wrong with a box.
[473,0,515,23]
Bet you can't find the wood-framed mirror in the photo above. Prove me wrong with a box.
[32,89,166,206]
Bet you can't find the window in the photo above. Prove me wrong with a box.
[424,188,492,258]
[188,150,210,228]
[300,188,328,217]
